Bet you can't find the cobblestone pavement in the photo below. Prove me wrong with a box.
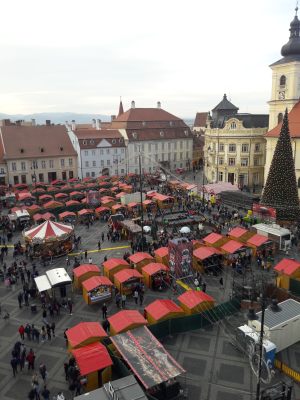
[0,217,299,400]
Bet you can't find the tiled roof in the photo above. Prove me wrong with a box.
[193,112,208,127]
[113,107,182,122]
[0,125,77,159]
[266,101,300,137]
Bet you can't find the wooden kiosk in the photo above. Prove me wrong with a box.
[246,234,272,256]
[145,299,184,324]
[193,246,222,273]
[274,258,300,290]
[228,227,253,243]
[73,264,100,290]
[142,262,170,289]
[108,310,148,335]
[154,247,169,266]
[128,252,154,272]
[82,276,113,304]
[203,232,227,248]
[113,269,143,295]
[178,290,215,315]
[66,321,107,351]
[103,258,129,281]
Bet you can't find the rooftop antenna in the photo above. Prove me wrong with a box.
[296,0,299,16]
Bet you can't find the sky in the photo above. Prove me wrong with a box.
[0,0,296,118]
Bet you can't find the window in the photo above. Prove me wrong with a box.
[241,144,249,153]
[100,149,104,155]
[49,160,54,168]
[253,172,259,184]
[280,75,286,87]
[134,145,138,152]
[21,175,26,184]
[155,143,158,151]
[174,153,177,161]
[162,142,165,150]
[83,140,87,145]
[168,142,171,150]
[106,149,110,154]
[219,143,224,152]
[69,171,74,179]
[254,143,260,152]
[228,158,235,166]
[135,169,138,174]
[298,177,300,188]
[92,150,96,156]
[86,172,90,177]
[121,148,125,153]
[101,160,104,166]
[84,151,88,156]
[85,161,89,167]
[155,154,158,161]
[12,162,16,171]
[61,159,65,167]
[218,157,224,165]
[186,151,189,160]
[180,141,183,149]
[230,121,237,129]
[91,172,95,177]
[141,144,144,152]
[38,173,44,182]
[229,144,236,152]
[114,149,117,154]
[107,160,110,166]
[41,160,46,169]
[241,158,249,166]
[112,140,116,144]
[218,171,223,181]
[69,158,73,166]
[32,160,38,169]
[121,169,125,174]
[174,142,177,150]
[90,140,94,145]
[254,157,260,166]
[92,161,96,167]
[180,152,183,160]
[21,162,26,171]
[135,157,138,165]
[0,168,4,174]
[278,113,283,124]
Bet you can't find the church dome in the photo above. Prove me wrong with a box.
[281,11,300,57]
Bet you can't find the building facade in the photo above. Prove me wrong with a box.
[204,95,268,190]
[0,122,78,185]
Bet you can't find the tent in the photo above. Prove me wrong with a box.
[113,269,143,295]
[154,247,169,266]
[59,211,76,222]
[274,258,300,290]
[142,262,170,289]
[23,220,73,243]
[128,252,154,272]
[43,200,64,209]
[111,326,185,389]
[103,258,129,281]
[178,290,215,315]
[66,321,107,350]
[229,227,252,242]
[193,246,222,273]
[221,240,244,254]
[108,310,148,335]
[82,275,113,304]
[71,342,112,391]
[203,232,226,247]
[145,299,184,324]
[73,264,100,289]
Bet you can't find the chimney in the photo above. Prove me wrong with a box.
[71,120,76,131]
[92,119,96,128]
[46,120,51,126]
[157,101,161,109]
[131,100,135,109]
[111,115,116,122]
[96,119,102,130]
[31,119,36,126]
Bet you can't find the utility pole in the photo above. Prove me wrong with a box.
[139,151,144,251]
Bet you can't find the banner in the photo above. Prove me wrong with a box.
[86,190,100,206]
[168,238,193,278]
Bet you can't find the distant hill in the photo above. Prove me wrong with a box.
[0,112,111,124]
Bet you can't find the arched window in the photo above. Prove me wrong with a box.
[280,75,286,87]
[298,177,300,188]
[278,113,283,124]
[230,121,237,130]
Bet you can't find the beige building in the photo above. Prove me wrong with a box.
[265,10,300,192]
[204,95,268,190]
[0,121,78,185]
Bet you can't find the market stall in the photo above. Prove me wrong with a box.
[178,290,215,315]
[43,200,64,209]
[82,276,113,304]
[59,211,77,223]
[70,191,85,200]
[119,219,142,240]
[101,197,116,208]
[274,258,300,290]
[26,204,42,217]
[142,262,170,289]
[108,310,148,335]
[153,193,174,209]
[35,268,72,299]
[203,232,227,248]
[246,233,273,256]
[145,299,184,324]
[23,220,74,259]
[77,208,95,222]
[73,264,101,290]
[66,322,107,350]
[128,252,154,272]
[193,246,222,274]
[55,192,69,201]
[229,227,253,243]
[142,199,157,212]
[111,204,126,215]
[220,240,249,264]
[39,194,53,205]
[71,342,113,391]
[34,275,52,301]
[154,246,169,266]
[95,206,110,219]
[113,269,143,295]
[103,258,129,281]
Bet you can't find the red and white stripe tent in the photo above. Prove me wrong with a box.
[23,220,74,243]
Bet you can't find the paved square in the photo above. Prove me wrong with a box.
[182,356,207,377]
[188,336,211,352]
[218,363,245,384]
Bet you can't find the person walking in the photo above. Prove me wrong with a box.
[20,345,26,371]
[50,322,55,337]
[121,293,126,308]
[17,292,23,308]
[39,363,47,383]
[139,292,144,306]
[32,372,40,400]
[41,385,50,400]
[11,356,18,377]
[26,348,35,371]
[219,277,224,289]
[84,250,88,260]
[88,257,93,264]
[102,303,107,319]
[19,324,25,340]
[133,289,138,305]
[97,241,101,251]
[115,293,121,308]
[101,232,105,242]
[67,299,73,315]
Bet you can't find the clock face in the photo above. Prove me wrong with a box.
[278,91,285,100]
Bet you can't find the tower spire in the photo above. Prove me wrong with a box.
[118,97,124,117]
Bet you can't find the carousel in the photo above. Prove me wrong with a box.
[23,220,75,259]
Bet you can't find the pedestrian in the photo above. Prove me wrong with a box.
[19,324,25,340]
[17,292,23,308]
[67,299,73,315]
[202,282,207,293]
[63,362,69,381]
[41,385,50,400]
[41,326,46,343]
[25,323,32,340]
[32,372,40,400]
[133,289,138,305]
[63,328,68,347]
[56,392,65,400]
[46,325,52,341]
[121,293,126,308]
[84,250,88,260]
[66,257,70,266]
[11,356,18,377]
[219,277,224,289]
[20,346,26,371]
[102,303,107,319]
[39,363,47,382]
[50,322,56,337]
[26,348,35,370]
[101,232,104,242]
[97,241,101,251]
[116,293,121,308]
[24,291,29,306]
[194,278,199,288]
[139,292,144,306]
[88,257,93,264]
[102,318,110,334]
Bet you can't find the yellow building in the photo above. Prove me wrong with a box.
[204,94,268,190]
[265,10,300,192]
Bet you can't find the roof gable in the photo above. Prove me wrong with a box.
[97,139,112,148]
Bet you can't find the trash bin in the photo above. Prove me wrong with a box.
[31,304,37,313]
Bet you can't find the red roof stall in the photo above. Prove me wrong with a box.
[178,290,215,315]
[274,258,300,290]
[193,246,222,274]
[111,204,126,215]
[153,193,174,209]
[203,232,227,248]
[113,268,143,295]
[142,199,157,212]
[58,211,76,222]
[73,264,100,290]
[229,227,253,243]
[82,275,113,304]
[108,310,148,335]
[154,247,169,266]
[145,299,184,324]
[71,342,112,391]
[128,252,154,272]
[77,208,95,220]
[103,258,129,281]
[221,240,245,255]
[142,262,170,289]
[66,321,107,350]
[246,234,273,256]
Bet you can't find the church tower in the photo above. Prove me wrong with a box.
[268,7,300,130]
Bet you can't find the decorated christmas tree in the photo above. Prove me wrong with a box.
[261,108,300,221]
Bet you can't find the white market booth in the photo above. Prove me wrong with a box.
[34,267,72,299]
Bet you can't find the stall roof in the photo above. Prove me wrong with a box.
[103,258,129,271]
[178,290,215,309]
[203,232,224,244]
[108,310,147,333]
[247,234,270,247]
[34,275,51,292]
[82,275,113,292]
[110,326,185,389]
[46,268,71,287]
[33,213,43,221]
[145,299,184,320]
[142,262,169,276]
[153,193,173,202]
[78,208,94,216]
[128,252,154,264]
[59,211,76,219]
[274,258,300,276]
[229,227,248,238]
[114,269,143,284]
[15,209,30,218]
[154,247,168,257]
[256,299,300,329]
[143,199,153,205]
[95,206,110,213]
[193,246,221,260]
[120,220,142,234]
[221,240,244,254]
[73,264,100,278]
[72,342,112,375]
[127,202,138,208]
[67,322,107,347]
[112,204,125,210]
[65,200,80,206]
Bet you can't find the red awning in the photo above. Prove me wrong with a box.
[39,194,53,201]
[128,202,138,208]
[18,192,34,201]
[203,232,224,244]
[103,258,129,271]
[247,234,269,247]
[221,240,244,254]
[43,200,63,209]
[82,275,113,292]
[114,268,143,284]
[55,193,68,199]
[229,227,248,238]
[274,258,300,276]
[128,252,153,264]
[65,200,80,206]
[95,206,110,213]
[67,322,107,348]
[59,211,76,219]
[142,263,169,276]
[78,208,94,216]
[193,246,221,260]
[145,299,184,320]
[73,264,100,278]
[154,247,168,258]
[108,310,147,333]
[72,342,112,375]
[178,290,214,309]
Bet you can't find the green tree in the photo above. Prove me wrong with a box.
[261,109,300,221]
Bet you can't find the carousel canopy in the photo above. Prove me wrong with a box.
[23,220,73,242]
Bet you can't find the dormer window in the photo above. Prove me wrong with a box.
[132,132,137,139]
[160,131,164,137]
[90,140,94,145]
[184,130,189,136]
[112,139,116,144]
[119,138,123,143]
[40,147,44,153]
[170,121,173,126]
[60,146,64,151]
[20,148,24,153]
[279,75,286,88]
[142,121,146,127]
[83,140,87,145]
[230,122,237,130]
